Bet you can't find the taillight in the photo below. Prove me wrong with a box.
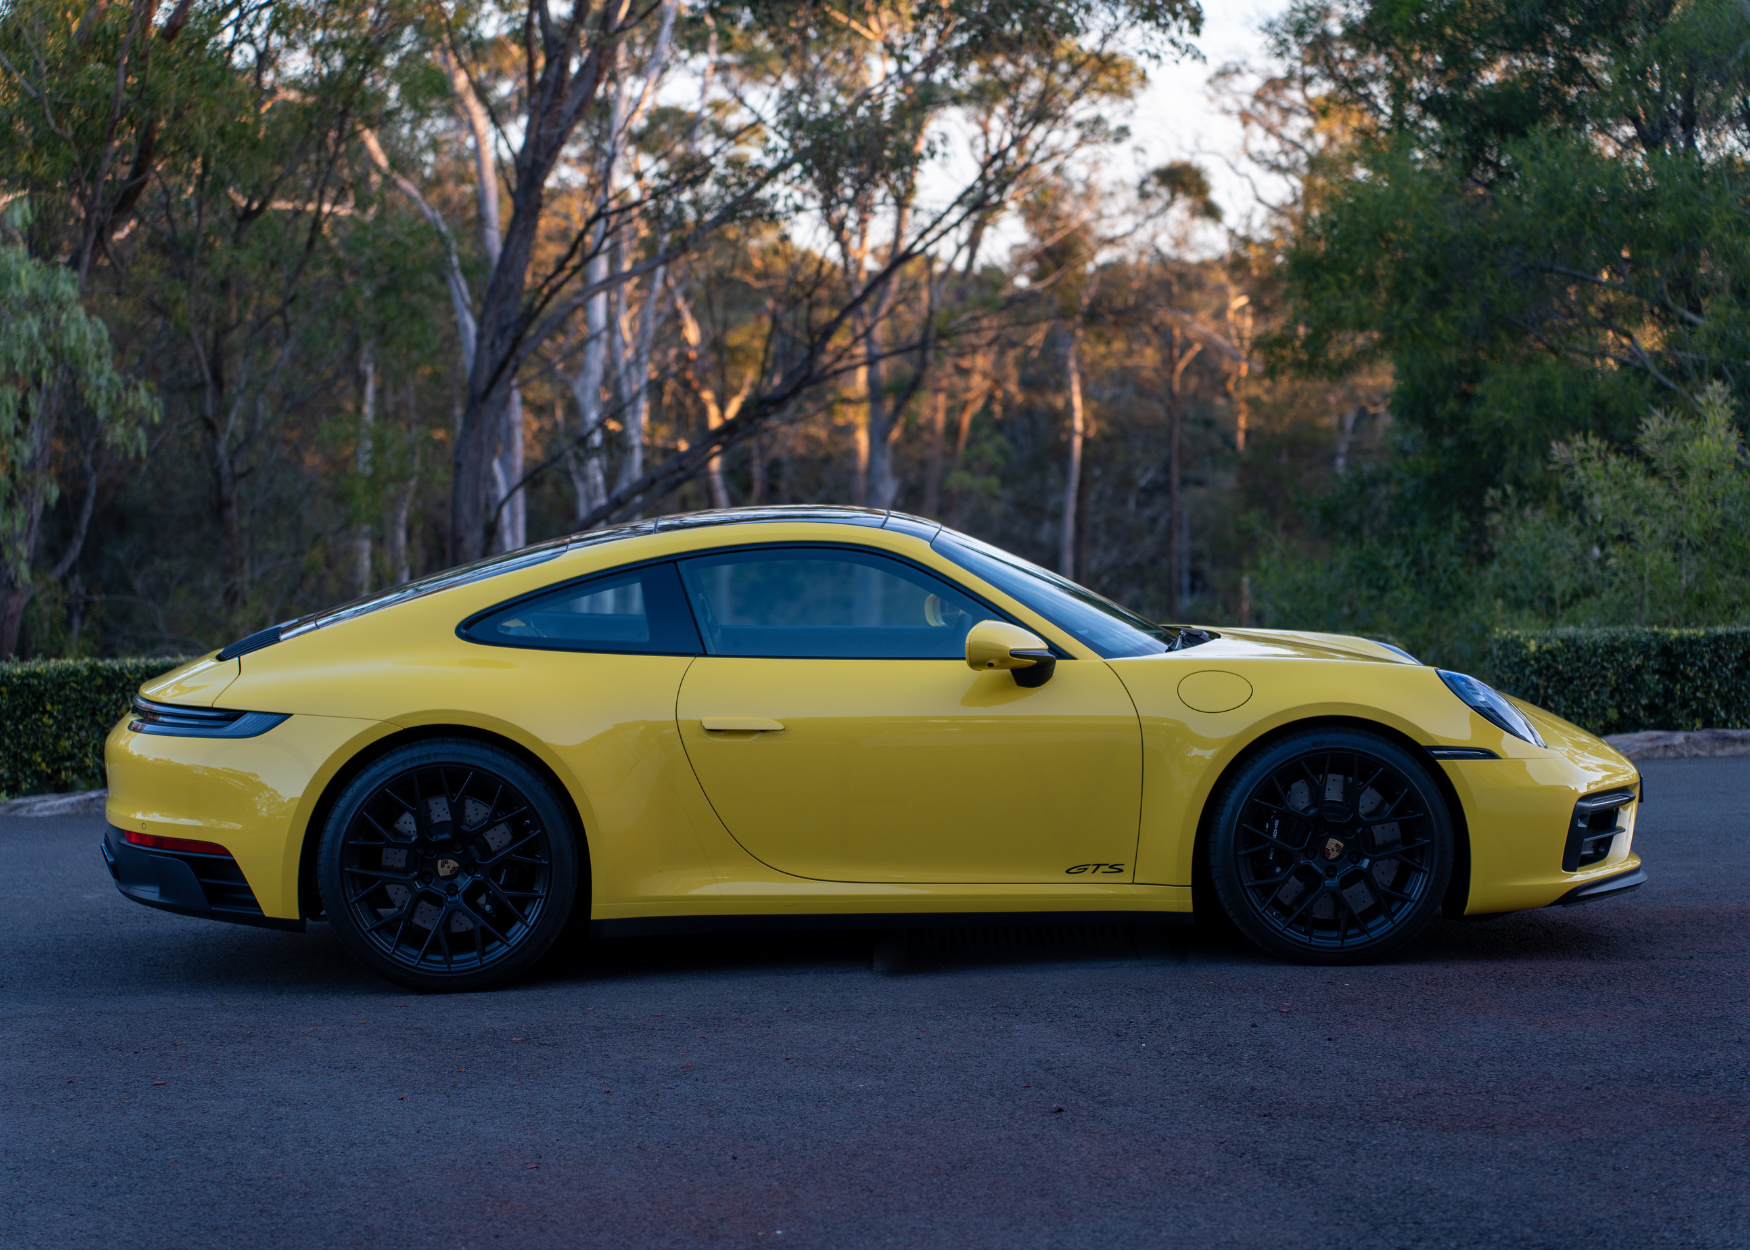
[123,830,231,856]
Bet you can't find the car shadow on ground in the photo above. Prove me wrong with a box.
[99,905,1649,997]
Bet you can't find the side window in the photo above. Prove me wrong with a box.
[676,547,989,659]
[464,562,700,654]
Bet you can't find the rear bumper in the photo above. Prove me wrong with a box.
[102,824,303,932]
[1552,865,1647,907]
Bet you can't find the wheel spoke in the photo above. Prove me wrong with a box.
[412,915,442,965]
[1279,885,1322,929]
[480,830,542,866]
[437,919,455,972]
[365,902,413,934]
[1336,886,1376,939]
[481,878,532,927]
[464,899,514,949]
[1239,823,1302,854]
[346,868,417,884]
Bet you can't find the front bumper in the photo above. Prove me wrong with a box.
[102,824,304,932]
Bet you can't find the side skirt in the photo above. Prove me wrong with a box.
[591,910,1194,940]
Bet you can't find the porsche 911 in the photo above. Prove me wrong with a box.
[102,506,1644,989]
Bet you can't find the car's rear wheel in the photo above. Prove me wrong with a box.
[317,739,580,991]
[1207,728,1452,964]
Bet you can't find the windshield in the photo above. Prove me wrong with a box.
[932,530,1171,659]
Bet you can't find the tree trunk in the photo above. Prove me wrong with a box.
[860,206,913,513]
[195,347,250,611]
[446,10,640,560]
[567,235,613,525]
[1059,323,1085,577]
[864,320,898,509]
[613,264,663,505]
[354,346,376,595]
[945,360,989,524]
[0,578,31,661]
[673,284,745,513]
[851,333,873,508]
[214,441,248,609]
[0,381,62,658]
[1226,289,1253,454]
[920,376,949,519]
[492,390,526,553]
[1166,331,1202,618]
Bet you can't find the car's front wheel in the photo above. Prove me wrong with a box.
[1207,728,1453,964]
[317,739,580,991]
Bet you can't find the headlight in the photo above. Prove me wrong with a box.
[1436,670,1546,747]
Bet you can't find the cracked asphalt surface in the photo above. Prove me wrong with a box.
[3,756,1746,1250]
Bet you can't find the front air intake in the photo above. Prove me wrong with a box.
[1563,789,1636,873]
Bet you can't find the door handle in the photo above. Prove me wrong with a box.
[700,717,786,733]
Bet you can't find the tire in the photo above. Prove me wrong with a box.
[317,738,581,991]
[1207,728,1453,965]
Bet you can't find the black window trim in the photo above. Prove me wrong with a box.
[458,541,1060,661]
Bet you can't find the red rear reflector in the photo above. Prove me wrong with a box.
[123,830,231,856]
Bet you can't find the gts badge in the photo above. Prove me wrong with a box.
[1065,863,1126,875]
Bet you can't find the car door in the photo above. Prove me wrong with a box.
[672,543,1141,884]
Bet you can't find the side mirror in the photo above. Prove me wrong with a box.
[965,619,1057,688]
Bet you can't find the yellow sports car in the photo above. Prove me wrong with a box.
[102,507,1645,990]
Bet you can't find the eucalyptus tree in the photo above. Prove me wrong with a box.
[0,240,156,657]
[570,0,1203,529]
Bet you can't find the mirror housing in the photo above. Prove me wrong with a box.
[965,620,1057,687]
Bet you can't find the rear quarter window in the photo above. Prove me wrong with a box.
[462,562,701,654]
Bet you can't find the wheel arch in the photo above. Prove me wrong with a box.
[1187,714,1472,922]
[295,723,590,920]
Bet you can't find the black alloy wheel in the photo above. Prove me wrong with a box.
[317,739,580,991]
[1208,728,1453,964]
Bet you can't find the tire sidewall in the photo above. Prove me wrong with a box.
[317,738,581,991]
[1208,728,1453,964]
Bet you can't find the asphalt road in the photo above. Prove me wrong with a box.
[3,758,1746,1250]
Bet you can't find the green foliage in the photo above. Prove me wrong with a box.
[1250,519,1494,672]
[1254,1,1750,664]
[0,240,155,581]
[1268,0,1750,503]
[0,656,188,798]
[1487,382,1750,626]
[1490,627,1750,735]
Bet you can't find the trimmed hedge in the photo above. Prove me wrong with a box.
[0,657,190,799]
[1490,627,1750,736]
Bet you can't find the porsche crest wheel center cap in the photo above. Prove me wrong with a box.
[436,858,461,878]
[1322,837,1345,861]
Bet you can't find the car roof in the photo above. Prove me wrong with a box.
[647,505,941,539]
[239,506,946,658]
